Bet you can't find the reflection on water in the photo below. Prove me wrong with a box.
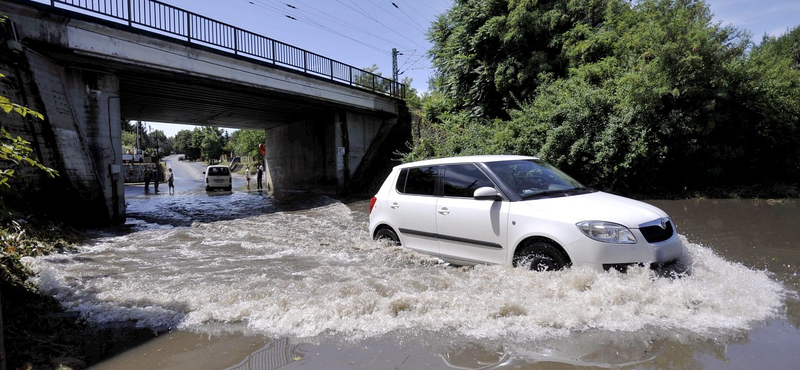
[223,338,298,370]
[25,193,800,369]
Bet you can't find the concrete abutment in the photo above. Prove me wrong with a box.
[1,32,125,226]
[263,108,409,196]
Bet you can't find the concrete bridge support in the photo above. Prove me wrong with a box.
[1,32,124,226]
[263,110,400,195]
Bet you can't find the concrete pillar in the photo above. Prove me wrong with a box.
[13,49,125,226]
[263,113,337,194]
[263,109,404,196]
[334,111,350,190]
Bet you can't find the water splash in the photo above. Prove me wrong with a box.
[28,196,788,344]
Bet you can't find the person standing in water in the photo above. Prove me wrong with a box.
[167,168,174,194]
[256,165,264,191]
[153,167,160,193]
[245,165,251,190]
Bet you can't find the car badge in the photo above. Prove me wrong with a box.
[659,218,669,230]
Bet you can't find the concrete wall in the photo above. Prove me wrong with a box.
[264,109,405,195]
[264,112,333,193]
[1,23,124,226]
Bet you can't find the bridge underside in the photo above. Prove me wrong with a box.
[119,70,330,130]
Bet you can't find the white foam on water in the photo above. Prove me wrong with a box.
[27,200,788,343]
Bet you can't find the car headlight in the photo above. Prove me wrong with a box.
[576,221,637,244]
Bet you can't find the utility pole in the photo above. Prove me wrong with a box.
[392,48,402,96]
[392,48,400,82]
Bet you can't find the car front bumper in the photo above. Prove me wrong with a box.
[565,233,684,272]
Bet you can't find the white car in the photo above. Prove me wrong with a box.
[203,165,232,191]
[368,155,683,272]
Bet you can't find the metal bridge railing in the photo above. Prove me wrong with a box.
[43,0,406,99]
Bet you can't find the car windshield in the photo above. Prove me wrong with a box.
[485,159,590,199]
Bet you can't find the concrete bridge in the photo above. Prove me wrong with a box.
[0,0,411,226]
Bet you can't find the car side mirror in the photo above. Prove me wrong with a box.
[473,187,501,201]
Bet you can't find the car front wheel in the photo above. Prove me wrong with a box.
[514,241,571,271]
[374,227,401,246]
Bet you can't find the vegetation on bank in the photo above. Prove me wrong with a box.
[1,218,87,370]
[2,11,91,368]
[403,0,800,198]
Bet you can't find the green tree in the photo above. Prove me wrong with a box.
[147,129,167,157]
[411,0,800,195]
[228,129,265,159]
[0,81,58,204]
[427,0,614,119]
[401,76,423,109]
[197,126,226,164]
[173,129,198,160]
[353,63,395,94]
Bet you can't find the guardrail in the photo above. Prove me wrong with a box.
[42,0,406,99]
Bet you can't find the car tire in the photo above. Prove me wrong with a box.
[374,227,401,246]
[515,241,571,271]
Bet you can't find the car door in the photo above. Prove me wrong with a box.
[436,164,509,265]
[385,166,440,257]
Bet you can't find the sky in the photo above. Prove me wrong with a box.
[44,0,794,137]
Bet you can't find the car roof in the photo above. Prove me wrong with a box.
[206,165,228,168]
[394,155,539,169]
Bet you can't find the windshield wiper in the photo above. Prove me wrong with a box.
[566,187,594,194]
[521,187,594,200]
[521,189,569,199]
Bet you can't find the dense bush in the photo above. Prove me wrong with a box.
[412,0,800,197]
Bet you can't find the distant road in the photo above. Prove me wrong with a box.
[125,155,247,196]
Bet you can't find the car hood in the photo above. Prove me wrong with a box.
[523,191,668,228]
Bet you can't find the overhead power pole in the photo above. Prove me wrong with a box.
[392,48,399,81]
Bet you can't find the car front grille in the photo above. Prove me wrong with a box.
[639,221,674,243]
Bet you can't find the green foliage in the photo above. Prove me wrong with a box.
[0,94,43,120]
[0,127,58,190]
[228,129,265,159]
[428,0,614,118]
[199,127,226,163]
[412,0,800,196]
[173,129,197,159]
[171,127,226,162]
[402,77,423,108]
[0,71,59,217]
[148,129,168,156]
[121,130,137,152]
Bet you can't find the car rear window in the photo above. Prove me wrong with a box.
[208,167,230,176]
[397,166,437,196]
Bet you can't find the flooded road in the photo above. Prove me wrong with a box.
[25,157,799,369]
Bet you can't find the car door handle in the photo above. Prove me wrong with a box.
[438,207,450,215]
[390,202,400,209]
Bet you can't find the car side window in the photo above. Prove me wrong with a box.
[395,168,408,193]
[401,166,437,196]
[443,164,494,198]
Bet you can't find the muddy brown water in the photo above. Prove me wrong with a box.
[24,159,800,369]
